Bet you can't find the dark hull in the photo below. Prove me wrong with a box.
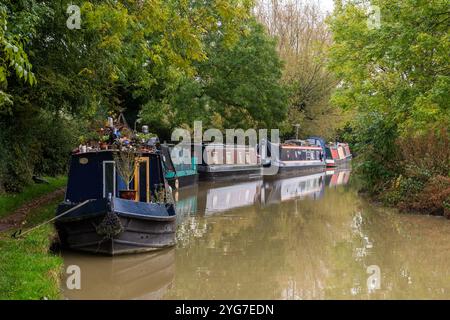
[198,165,262,181]
[263,163,326,179]
[55,199,176,256]
[167,173,198,189]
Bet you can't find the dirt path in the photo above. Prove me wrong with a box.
[0,188,65,233]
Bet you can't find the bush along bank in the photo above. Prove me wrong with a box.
[0,176,67,220]
[364,128,450,218]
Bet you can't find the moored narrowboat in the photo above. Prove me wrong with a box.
[55,118,176,256]
[161,143,198,189]
[325,142,352,167]
[193,143,262,180]
[262,140,326,175]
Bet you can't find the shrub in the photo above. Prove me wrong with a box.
[395,127,450,215]
[0,109,83,193]
[398,127,450,178]
[399,176,450,216]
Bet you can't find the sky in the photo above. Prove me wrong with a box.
[318,0,334,13]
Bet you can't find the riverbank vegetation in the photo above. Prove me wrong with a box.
[0,176,66,219]
[1,0,448,216]
[0,0,288,193]
[0,178,64,299]
[327,0,449,216]
[0,198,64,299]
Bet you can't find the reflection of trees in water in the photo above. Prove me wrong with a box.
[63,249,175,300]
[353,207,450,299]
[167,172,450,299]
[166,184,365,299]
[167,204,289,299]
[271,187,367,299]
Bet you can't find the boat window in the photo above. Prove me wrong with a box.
[226,151,232,164]
[103,161,116,198]
[238,151,244,163]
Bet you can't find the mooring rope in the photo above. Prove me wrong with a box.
[11,199,93,239]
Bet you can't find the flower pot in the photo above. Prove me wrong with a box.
[100,143,108,150]
[119,190,137,200]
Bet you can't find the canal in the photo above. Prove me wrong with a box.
[62,169,450,299]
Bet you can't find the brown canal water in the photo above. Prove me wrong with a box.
[62,169,450,299]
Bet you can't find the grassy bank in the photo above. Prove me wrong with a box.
[0,176,67,219]
[0,194,64,299]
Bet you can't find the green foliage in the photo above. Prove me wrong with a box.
[140,19,288,135]
[0,221,63,299]
[0,2,37,110]
[0,107,82,192]
[0,176,66,219]
[2,0,279,191]
[328,0,450,213]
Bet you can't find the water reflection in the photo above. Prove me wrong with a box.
[62,169,450,299]
[203,181,263,215]
[326,169,351,188]
[63,249,175,300]
[263,172,325,204]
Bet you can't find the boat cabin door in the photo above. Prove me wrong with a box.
[134,157,150,202]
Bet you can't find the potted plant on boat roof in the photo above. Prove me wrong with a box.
[114,146,141,200]
[99,133,110,150]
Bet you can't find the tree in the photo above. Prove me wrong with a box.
[0,2,36,110]
[0,0,256,191]
[139,17,288,136]
[327,0,450,206]
[254,0,350,139]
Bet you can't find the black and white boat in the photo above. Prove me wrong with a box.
[193,143,262,180]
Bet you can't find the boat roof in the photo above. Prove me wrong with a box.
[281,145,323,150]
[72,149,159,156]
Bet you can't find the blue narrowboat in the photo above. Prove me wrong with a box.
[55,149,176,255]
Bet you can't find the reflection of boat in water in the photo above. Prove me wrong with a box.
[62,248,175,300]
[174,170,352,215]
[263,172,326,204]
[173,186,198,224]
[326,169,351,187]
[200,180,263,215]
[262,170,352,205]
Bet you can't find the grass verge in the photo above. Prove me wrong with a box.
[0,176,67,219]
[0,196,64,299]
